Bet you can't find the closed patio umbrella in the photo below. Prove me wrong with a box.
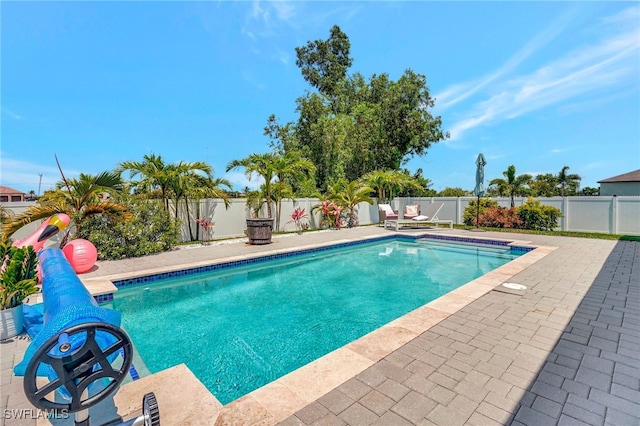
[473,153,486,228]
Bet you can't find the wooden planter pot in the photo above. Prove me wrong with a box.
[246,218,274,245]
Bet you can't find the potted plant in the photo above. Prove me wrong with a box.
[227,151,315,244]
[0,241,39,340]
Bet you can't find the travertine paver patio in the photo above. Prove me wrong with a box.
[1,227,638,425]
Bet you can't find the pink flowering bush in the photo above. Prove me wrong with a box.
[288,207,309,233]
[313,200,345,230]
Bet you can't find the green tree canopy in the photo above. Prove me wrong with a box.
[295,24,353,103]
[271,25,447,191]
[438,187,467,197]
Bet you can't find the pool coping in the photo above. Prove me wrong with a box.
[82,231,556,424]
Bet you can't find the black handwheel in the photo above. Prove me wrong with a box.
[142,392,160,426]
[23,322,133,413]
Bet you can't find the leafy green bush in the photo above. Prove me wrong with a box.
[0,241,39,309]
[463,198,499,226]
[516,198,562,231]
[80,198,178,260]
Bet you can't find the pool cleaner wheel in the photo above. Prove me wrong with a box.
[23,322,133,413]
[141,392,160,426]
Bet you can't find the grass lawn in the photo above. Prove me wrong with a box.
[453,224,640,241]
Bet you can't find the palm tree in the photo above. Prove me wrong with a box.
[327,180,374,228]
[227,153,278,219]
[0,206,15,241]
[271,152,315,231]
[489,165,532,208]
[119,154,173,212]
[557,166,581,197]
[176,173,232,241]
[2,171,130,243]
[227,152,315,231]
[360,170,421,203]
[166,161,213,221]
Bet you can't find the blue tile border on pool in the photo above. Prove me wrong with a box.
[110,235,398,289]
[101,234,534,301]
[95,293,114,304]
[129,364,140,381]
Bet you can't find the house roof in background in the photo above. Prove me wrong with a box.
[0,185,25,195]
[598,169,640,183]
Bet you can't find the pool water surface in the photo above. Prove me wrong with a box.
[105,238,523,404]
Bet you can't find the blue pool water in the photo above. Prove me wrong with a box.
[105,238,522,404]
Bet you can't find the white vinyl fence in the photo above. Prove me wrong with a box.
[3,196,639,243]
[398,196,640,236]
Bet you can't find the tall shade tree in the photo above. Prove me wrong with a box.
[489,165,532,207]
[295,24,353,104]
[2,171,130,243]
[280,26,448,191]
[557,166,581,197]
[327,180,374,228]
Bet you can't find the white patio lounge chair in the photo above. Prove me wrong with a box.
[384,202,453,230]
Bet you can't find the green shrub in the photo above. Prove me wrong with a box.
[0,242,39,309]
[516,198,562,231]
[463,198,499,226]
[80,198,179,260]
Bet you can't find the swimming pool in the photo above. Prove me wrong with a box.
[104,237,525,404]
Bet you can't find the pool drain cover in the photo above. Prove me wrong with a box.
[502,283,527,290]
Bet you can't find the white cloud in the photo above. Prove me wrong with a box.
[2,108,23,120]
[241,2,361,50]
[0,152,82,194]
[243,0,297,39]
[434,7,577,111]
[223,171,264,191]
[444,6,640,142]
[272,47,289,65]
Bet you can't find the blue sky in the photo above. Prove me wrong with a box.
[2,1,639,195]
